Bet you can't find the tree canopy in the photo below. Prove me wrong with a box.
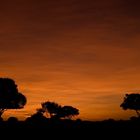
[60,106,79,119]
[41,101,62,118]
[0,78,27,117]
[120,93,140,117]
[40,101,79,119]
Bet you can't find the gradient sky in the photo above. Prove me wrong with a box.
[0,0,140,120]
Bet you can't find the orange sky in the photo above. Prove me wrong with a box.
[0,0,140,120]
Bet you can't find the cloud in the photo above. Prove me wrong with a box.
[0,0,140,120]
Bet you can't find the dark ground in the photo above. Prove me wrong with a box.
[0,118,140,139]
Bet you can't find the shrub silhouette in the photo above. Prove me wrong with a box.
[0,78,27,118]
[120,93,140,117]
[7,117,18,123]
[26,109,47,124]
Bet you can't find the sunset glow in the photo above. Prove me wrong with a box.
[1,0,140,121]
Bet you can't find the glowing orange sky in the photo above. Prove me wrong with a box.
[0,0,140,120]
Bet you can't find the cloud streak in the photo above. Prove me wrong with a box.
[0,0,140,120]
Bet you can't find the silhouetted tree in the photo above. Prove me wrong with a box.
[60,106,79,119]
[40,101,79,120]
[120,93,140,117]
[0,78,27,119]
[41,101,62,118]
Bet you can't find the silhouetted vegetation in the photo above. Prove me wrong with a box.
[0,78,27,119]
[41,101,62,119]
[121,93,140,117]
[0,117,139,139]
[38,101,79,120]
[60,106,79,119]
[0,77,139,139]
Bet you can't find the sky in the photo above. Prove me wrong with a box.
[0,0,140,120]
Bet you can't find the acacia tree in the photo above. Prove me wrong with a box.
[120,93,140,117]
[0,78,27,118]
[40,101,79,119]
